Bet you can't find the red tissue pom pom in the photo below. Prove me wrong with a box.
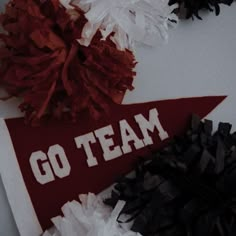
[0,0,136,124]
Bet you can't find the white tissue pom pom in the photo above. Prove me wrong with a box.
[43,193,142,236]
[60,0,74,9]
[61,0,178,50]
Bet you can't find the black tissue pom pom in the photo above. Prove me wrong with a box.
[169,0,234,19]
[105,115,236,236]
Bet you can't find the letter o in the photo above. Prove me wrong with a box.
[48,144,71,179]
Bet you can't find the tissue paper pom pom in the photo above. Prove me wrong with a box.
[169,0,234,19]
[105,115,236,236]
[66,0,178,50]
[0,0,135,123]
[43,193,142,236]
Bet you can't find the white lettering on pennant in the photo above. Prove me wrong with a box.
[30,151,55,185]
[120,119,145,154]
[29,145,70,185]
[48,144,71,179]
[74,132,98,167]
[95,125,122,161]
[30,108,169,185]
[135,108,169,145]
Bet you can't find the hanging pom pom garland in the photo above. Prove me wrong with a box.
[0,0,235,124]
[64,0,179,51]
[43,193,141,236]
[105,115,236,236]
[0,0,136,123]
[169,0,234,19]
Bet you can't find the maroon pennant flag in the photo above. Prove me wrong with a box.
[0,96,225,236]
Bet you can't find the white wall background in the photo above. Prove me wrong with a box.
[0,2,236,235]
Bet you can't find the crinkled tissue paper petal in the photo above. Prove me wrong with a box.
[64,0,179,50]
[43,193,142,236]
